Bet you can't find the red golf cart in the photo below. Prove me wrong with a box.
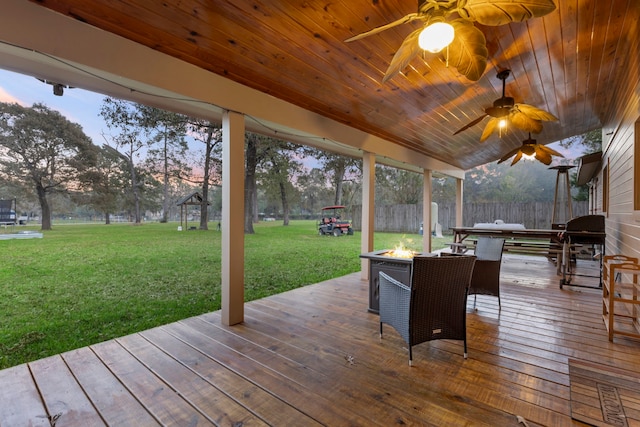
[318,205,354,236]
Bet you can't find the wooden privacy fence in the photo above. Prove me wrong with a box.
[349,201,589,234]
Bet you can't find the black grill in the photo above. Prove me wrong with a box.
[565,215,605,245]
[560,214,606,289]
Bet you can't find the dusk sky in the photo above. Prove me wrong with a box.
[0,68,583,166]
[0,68,106,144]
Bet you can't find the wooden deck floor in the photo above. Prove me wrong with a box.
[1,255,639,426]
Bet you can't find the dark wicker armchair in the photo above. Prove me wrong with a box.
[468,237,505,310]
[379,255,476,366]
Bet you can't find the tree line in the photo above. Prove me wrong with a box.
[0,100,360,232]
[0,100,599,232]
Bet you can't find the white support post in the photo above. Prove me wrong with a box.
[361,151,375,280]
[423,169,433,254]
[456,177,464,228]
[221,110,245,326]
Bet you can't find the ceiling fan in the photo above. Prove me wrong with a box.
[498,133,564,166]
[345,0,556,83]
[453,69,558,141]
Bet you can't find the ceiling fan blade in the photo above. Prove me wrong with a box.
[457,0,557,26]
[447,19,488,82]
[509,110,543,133]
[480,117,499,142]
[515,103,558,121]
[539,144,564,157]
[498,146,522,163]
[345,13,422,42]
[510,151,524,166]
[534,145,553,165]
[453,113,488,135]
[382,27,423,83]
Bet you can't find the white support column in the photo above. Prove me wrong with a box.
[221,110,245,326]
[456,177,464,227]
[423,169,433,254]
[361,151,375,280]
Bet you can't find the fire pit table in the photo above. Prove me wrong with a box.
[360,249,432,313]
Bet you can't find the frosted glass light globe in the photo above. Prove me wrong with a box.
[418,22,454,53]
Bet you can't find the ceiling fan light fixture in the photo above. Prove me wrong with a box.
[498,134,564,166]
[418,22,454,53]
[522,150,537,161]
[498,118,508,138]
[521,143,536,157]
[347,1,556,83]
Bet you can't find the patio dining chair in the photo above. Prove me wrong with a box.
[379,255,476,366]
[468,237,506,310]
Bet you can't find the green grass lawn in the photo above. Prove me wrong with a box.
[0,220,448,368]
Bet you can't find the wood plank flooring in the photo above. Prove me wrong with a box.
[1,255,639,426]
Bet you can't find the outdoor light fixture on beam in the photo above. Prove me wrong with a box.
[37,78,72,96]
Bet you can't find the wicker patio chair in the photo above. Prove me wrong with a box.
[468,237,506,310]
[379,255,476,366]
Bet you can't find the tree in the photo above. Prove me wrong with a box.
[375,166,422,205]
[133,167,163,217]
[297,168,335,215]
[260,141,304,226]
[244,133,280,234]
[432,175,456,205]
[570,172,589,201]
[0,174,36,217]
[185,119,223,230]
[316,152,360,205]
[558,129,602,154]
[465,161,558,203]
[139,106,190,223]
[75,145,128,224]
[99,98,148,224]
[559,129,603,200]
[245,134,259,234]
[0,102,98,230]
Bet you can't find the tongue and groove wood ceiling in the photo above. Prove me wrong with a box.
[26,0,640,170]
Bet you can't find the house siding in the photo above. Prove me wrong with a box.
[597,40,640,257]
